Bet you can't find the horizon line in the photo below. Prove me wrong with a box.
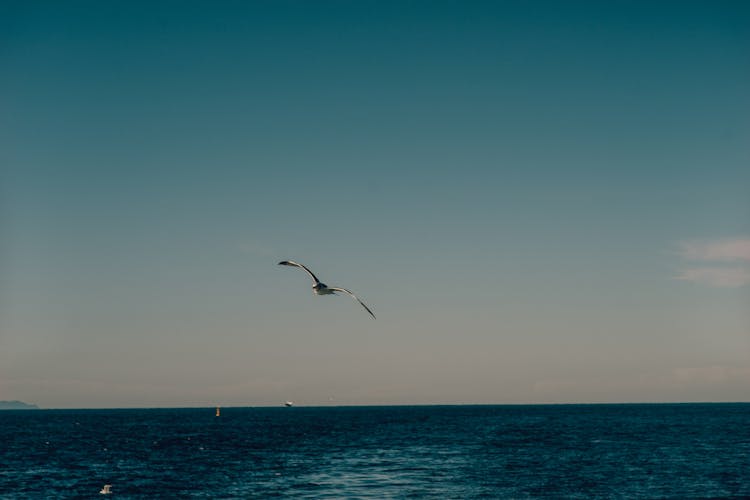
[6,401,750,411]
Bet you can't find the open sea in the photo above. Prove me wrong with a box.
[1,404,748,498]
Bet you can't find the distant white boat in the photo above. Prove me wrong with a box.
[100,484,112,495]
[284,401,294,407]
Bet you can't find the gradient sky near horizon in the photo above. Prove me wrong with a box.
[2,1,749,408]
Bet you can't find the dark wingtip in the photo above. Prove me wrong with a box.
[278,261,289,265]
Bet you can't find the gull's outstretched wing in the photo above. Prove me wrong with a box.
[278,260,321,285]
[329,287,376,319]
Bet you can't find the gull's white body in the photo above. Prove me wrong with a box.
[278,260,376,319]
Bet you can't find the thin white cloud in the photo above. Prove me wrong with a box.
[679,238,750,262]
[675,267,750,288]
[676,237,750,288]
[669,365,750,386]
[533,365,750,402]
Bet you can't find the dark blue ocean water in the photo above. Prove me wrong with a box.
[1,404,748,498]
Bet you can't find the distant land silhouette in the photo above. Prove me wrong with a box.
[0,400,39,410]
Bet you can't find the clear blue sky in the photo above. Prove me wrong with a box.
[2,1,749,407]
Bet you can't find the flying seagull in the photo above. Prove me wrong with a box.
[278,260,375,319]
